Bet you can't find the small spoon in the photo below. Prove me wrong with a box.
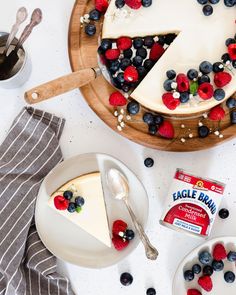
[107,168,159,260]
[0,7,28,64]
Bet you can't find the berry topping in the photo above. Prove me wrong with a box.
[199,251,212,265]
[187,290,202,295]
[125,0,142,9]
[149,43,165,61]
[199,61,213,74]
[213,243,227,261]
[127,100,140,115]
[115,0,125,8]
[109,91,127,106]
[214,71,232,88]
[75,196,85,207]
[133,55,143,67]
[100,39,112,51]
[133,37,144,49]
[144,36,154,48]
[213,89,225,101]
[198,126,210,138]
[112,219,128,235]
[224,271,235,283]
[218,208,230,219]
[144,157,154,168]
[136,47,148,59]
[208,105,225,121]
[163,79,174,91]
[105,49,120,60]
[63,190,73,200]
[192,264,202,274]
[176,73,190,92]
[158,121,175,139]
[213,62,224,73]
[146,288,156,295]
[198,275,213,292]
[95,0,108,12]
[124,66,139,82]
[180,92,190,103]
[227,251,236,262]
[54,196,69,210]
[123,48,133,59]
[120,58,132,71]
[212,259,224,271]
[203,265,214,276]
[142,0,152,7]
[197,82,214,100]
[228,43,236,60]
[187,69,198,80]
[85,24,96,36]
[162,93,180,110]
[117,37,132,50]
[184,270,194,282]
[67,202,76,213]
[112,235,129,251]
[120,272,133,286]
[166,69,176,80]
[125,229,135,240]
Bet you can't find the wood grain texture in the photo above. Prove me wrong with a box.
[68,0,236,152]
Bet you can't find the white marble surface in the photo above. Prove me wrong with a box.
[1,1,236,295]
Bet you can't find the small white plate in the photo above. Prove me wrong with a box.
[35,153,149,268]
[173,236,236,295]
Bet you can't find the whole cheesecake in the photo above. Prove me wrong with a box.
[102,0,236,115]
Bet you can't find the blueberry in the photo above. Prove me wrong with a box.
[203,4,214,16]
[165,33,176,45]
[115,0,125,8]
[224,271,235,283]
[209,0,220,3]
[108,60,120,74]
[213,62,224,73]
[231,111,236,124]
[142,0,152,7]
[85,24,96,36]
[125,229,135,240]
[232,60,236,68]
[133,37,144,49]
[199,61,213,74]
[100,39,112,51]
[166,70,176,80]
[227,251,236,262]
[218,208,230,219]
[222,53,231,63]
[146,288,156,295]
[133,56,143,67]
[67,202,76,213]
[127,100,140,115]
[154,114,164,125]
[203,265,214,276]
[144,36,154,48]
[198,126,210,138]
[120,58,132,71]
[75,196,85,207]
[137,66,147,79]
[136,47,147,59]
[117,72,125,84]
[157,35,165,46]
[214,89,225,101]
[224,0,236,7]
[63,190,73,200]
[197,0,208,4]
[212,260,224,271]
[144,157,154,168]
[192,264,202,274]
[226,97,236,109]
[225,38,235,47]
[144,59,154,70]
[122,83,131,93]
[163,79,174,91]
[123,48,133,59]
[143,112,155,125]
[111,77,122,89]
[187,69,198,80]
[149,124,158,135]
[183,270,194,282]
[89,9,101,21]
[180,92,190,103]
[120,272,133,286]
[199,251,212,265]
[198,75,210,84]
[97,46,104,55]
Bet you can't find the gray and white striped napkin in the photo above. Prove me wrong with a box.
[0,107,75,295]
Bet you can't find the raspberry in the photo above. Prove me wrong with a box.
[198,276,213,292]
[54,195,69,210]
[95,0,109,13]
[228,43,236,60]
[112,220,128,235]
[158,121,175,139]
[112,235,129,251]
[149,43,165,61]
[176,73,190,92]
[197,82,214,100]
[213,243,227,261]
[125,0,142,9]
[214,71,232,88]
[109,91,127,106]
[117,37,132,50]
[162,93,180,110]
[124,66,139,82]
[105,49,120,60]
[187,289,202,295]
[208,105,225,121]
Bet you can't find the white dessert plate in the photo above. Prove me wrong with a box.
[35,153,149,268]
[173,236,236,295]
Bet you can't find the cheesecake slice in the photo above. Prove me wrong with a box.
[103,0,236,115]
[48,172,111,248]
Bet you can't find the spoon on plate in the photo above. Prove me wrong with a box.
[107,168,158,260]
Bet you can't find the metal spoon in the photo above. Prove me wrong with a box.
[0,7,28,64]
[0,8,42,80]
[106,168,159,260]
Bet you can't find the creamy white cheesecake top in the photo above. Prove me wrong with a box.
[103,0,236,115]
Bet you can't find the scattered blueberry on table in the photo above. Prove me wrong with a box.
[144,157,154,168]
[146,287,156,295]
[120,272,133,286]
[218,208,229,219]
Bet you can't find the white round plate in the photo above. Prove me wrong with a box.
[35,153,149,268]
[173,236,236,295]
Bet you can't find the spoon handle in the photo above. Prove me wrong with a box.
[124,199,159,260]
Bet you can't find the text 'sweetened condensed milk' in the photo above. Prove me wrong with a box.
[160,169,225,238]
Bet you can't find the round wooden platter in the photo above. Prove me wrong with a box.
[68,0,236,152]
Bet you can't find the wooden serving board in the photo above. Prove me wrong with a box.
[68,0,236,152]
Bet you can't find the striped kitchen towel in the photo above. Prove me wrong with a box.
[0,107,75,295]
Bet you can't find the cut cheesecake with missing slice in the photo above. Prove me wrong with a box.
[102,0,236,115]
[48,172,111,248]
